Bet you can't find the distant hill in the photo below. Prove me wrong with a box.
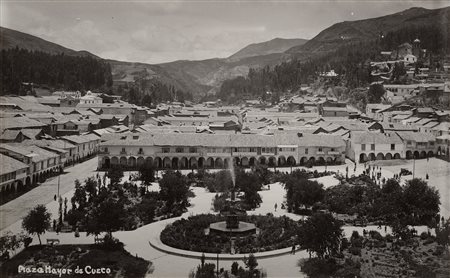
[0,26,98,58]
[228,38,307,60]
[286,6,450,54]
[2,6,449,98]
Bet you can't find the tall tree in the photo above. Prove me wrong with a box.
[22,205,51,245]
[298,213,343,259]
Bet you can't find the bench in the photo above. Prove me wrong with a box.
[94,238,104,244]
[47,239,60,245]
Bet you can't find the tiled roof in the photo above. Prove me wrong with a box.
[0,130,21,140]
[101,132,346,148]
[0,144,59,162]
[351,131,403,144]
[0,116,47,132]
[396,131,436,142]
[0,153,28,174]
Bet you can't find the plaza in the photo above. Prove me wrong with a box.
[1,156,448,277]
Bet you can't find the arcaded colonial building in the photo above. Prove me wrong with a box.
[98,132,346,170]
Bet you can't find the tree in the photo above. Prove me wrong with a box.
[244,253,258,273]
[285,178,324,212]
[436,218,450,247]
[87,196,126,237]
[367,83,385,103]
[139,164,155,187]
[84,177,98,200]
[71,179,87,210]
[22,205,51,245]
[107,165,124,185]
[298,213,343,259]
[159,170,190,213]
[403,178,440,224]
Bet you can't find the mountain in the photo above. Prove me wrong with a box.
[0,26,98,58]
[287,6,450,54]
[228,38,307,60]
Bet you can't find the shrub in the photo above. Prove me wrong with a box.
[349,246,362,256]
[301,258,338,277]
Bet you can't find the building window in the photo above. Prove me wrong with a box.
[250,148,256,152]
[319,147,323,152]
[121,147,126,154]
[138,148,144,154]
[305,148,308,154]
[189,147,197,153]
[234,148,238,152]
[104,147,108,153]
[361,144,366,151]
[162,147,170,153]
[331,148,335,151]
[371,144,375,151]
[176,147,184,153]
[391,144,395,150]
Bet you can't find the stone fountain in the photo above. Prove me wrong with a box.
[207,161,257,237]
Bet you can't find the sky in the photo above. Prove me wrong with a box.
[1,0,449,64]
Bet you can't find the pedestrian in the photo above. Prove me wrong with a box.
[274,203,277,211]
[385,226,387,233]
[291,244,296,254]
[426,173,429,180]
[54,194,57,201]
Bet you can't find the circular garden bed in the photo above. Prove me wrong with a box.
[160,214,298,254]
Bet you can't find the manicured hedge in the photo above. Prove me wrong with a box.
[160,214,298,253]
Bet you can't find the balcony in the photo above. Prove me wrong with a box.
[328,151,340,155]
[98,150,110,155]
[137,151,145,155]
[316,151,325,155]
[120,151,127,155]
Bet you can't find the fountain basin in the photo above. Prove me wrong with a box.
[207,221,258,236]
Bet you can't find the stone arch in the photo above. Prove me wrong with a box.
[385,153,392,160]
[128,157,137,168]
[300,157,308,165]
[414,151,420,159]
[111,156,119,166]
[17,180,24,192]
[359,153,367,162]
[103,157,111,168]
[249,157,256,167]
[233,157,241,166]
[206,157,214,168]
[368,153,376,161]
[215,158,224,168]
[406,150,413,159]
[317,157,325,165]
[287,156,296,166]
[163,157,172,168]
[278,156,286,166]
[198,157,205,168]
[145,157,153,167]
[241,157,249,167]
[119,156,128,166]
[326,157,333,163]
[224,158,230,169]
[172,157,179,169]
[25,176,31,187]
[420,151,427,158]
[189,157,198,169]
[268,157,277,167]
[180,157,188,169]
[394,153,401,159]
[258,156,266,165]
[427,151,434,157]
[137,157,145,167]
[309,157,316,163]
[376,153,385,160]
[154,157,162,168]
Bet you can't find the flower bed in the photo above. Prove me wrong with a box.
[160,214,298,254]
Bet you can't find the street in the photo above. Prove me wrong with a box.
[0,157,98,231]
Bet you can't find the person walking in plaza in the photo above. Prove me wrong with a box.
[291,244,296,254]
[274,203,277,211]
